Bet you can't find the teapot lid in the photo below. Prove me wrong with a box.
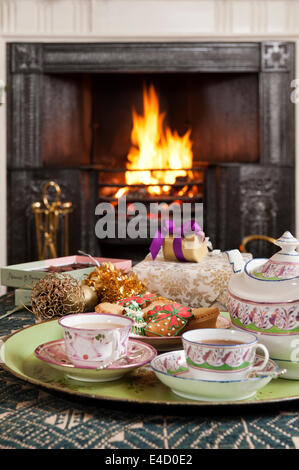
[251,231,299,281]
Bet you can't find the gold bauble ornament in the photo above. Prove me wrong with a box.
[81,284,99,312]
[31,273,85,321]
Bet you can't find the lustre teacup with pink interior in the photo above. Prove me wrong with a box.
[58,313,134,368]
[182,329,269,380]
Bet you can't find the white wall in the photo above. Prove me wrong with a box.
[0,0,299,295]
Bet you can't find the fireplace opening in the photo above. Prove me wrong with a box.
[96,82,204,203]
[42,71,260,170]
[40,70,260,259]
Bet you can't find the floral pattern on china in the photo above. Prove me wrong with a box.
[185,342,255,369]
[154,351,275,376]
[228,295,299,333]
[252,231,299,280]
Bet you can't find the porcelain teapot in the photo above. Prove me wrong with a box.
[226,231,299,380]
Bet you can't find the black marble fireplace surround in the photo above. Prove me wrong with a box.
[6,42,295,264]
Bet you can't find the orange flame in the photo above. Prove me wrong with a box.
[122,84,193,196]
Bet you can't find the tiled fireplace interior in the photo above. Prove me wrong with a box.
[6,41,295,264]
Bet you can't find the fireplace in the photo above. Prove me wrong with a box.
[7,42,295,264]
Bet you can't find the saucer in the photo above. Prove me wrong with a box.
[34,339,157,382]
[130,314,231,352]
[270,357,299,380]
[151,350,279,402]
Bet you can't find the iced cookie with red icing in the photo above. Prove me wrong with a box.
[144,303,193,337]
[118,293,159,311]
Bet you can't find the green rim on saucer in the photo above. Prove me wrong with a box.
[1,318,299,406]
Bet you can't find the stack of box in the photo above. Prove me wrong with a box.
[0,255,132,306]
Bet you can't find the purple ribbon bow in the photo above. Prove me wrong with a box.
[150,219,205,261]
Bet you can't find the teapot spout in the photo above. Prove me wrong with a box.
[225,249,246,273]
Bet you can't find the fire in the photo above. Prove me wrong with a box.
[116,84,193,197]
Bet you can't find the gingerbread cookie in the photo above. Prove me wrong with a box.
[144,303,193,337]
[95,302,125,316]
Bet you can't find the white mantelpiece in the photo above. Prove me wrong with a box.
[0,0,299,295]
[1,0,299,38]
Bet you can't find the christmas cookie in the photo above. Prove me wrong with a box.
[124,308,147,335]
[118,293,159,311]
[144,303,193,337]
[94,302,125,316]
[182,307,220,332]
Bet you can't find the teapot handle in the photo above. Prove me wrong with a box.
[225,249,245,273]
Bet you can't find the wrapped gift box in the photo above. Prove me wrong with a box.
[1,255,132,289]
[133,251,251,309]
[162,234,208,263]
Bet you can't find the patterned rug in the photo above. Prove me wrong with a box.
[0,293,298,449]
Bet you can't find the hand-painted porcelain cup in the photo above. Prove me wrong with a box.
[182,328,269,380]
[58,313,134,368]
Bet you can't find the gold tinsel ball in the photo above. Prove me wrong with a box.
[31,273,86,321]
[83,262,146,303]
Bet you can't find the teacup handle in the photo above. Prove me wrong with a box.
[111,329,122,361]
[96,330,122,370]
[250,343,269,373]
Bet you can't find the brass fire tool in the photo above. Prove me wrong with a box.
[32,181,73,260]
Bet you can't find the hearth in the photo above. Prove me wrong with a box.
[7,42,295,264]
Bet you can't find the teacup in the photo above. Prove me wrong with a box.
[58,313,134,368]
[182,328,269,380]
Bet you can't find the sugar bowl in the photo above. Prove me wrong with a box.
[227,231,299,379]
